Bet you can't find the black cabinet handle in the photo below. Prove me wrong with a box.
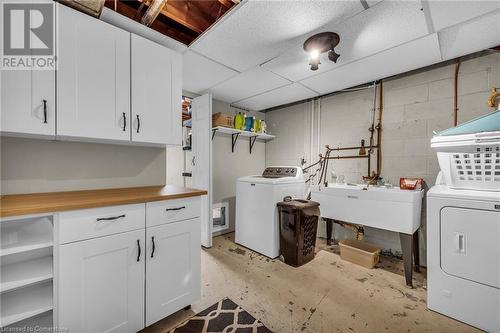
[151,236,155,258]
[166,206,186,211]
[42,100,47,124]
[137,239,141,262]
[136,115,140,133]
[96,214,126,222]
[122,112,127,131]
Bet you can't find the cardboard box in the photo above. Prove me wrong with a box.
[212,113,234,128]
[339,239,380,269]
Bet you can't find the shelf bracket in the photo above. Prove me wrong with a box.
[212,128,217,140]
[231,133,240,153]
[249,136,257,154]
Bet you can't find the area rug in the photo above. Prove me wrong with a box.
[170,298,273,333]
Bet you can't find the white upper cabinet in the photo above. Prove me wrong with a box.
[2,3,182,146]
[57,3,130,142]
[1,69,55,137]
[131,34,181,146]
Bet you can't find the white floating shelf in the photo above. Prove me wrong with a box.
[0,242,53,257]
[212,126,275,154]
[212,126,275,140]
[0,282,53,327]
[1,256,53,293]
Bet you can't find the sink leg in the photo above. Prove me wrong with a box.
[413,231,420,273]
[325,219,333,246]
[399,232,413,287]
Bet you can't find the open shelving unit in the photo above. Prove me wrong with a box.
[1,215,54,329]
[211,126,275,154]
[1,282,53,327]
[1,256,53,293]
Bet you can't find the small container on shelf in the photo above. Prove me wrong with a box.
[212,112,234,128]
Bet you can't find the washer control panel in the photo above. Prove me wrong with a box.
[262,167,303,178]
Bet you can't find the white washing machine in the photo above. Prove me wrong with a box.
[427,185,500,332]
[235,166,305,258]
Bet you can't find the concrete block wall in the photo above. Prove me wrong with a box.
[265,52,500,264]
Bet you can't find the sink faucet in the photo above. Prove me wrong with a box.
[362,172,380,188]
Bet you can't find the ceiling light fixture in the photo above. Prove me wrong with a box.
[303,32,340,71]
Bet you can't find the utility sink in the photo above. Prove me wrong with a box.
[311,183,424,234]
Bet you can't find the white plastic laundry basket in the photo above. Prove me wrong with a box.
[431,131,500,191]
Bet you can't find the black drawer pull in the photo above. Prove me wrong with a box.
[122,112,127,131]
[137,239,141,262]
[151,236,155,258]
[96,214,126,221]
[166,206,186,211]
[136,114,140,133]
[42,100,47,123]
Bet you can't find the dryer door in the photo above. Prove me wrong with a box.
[441,207,500,289]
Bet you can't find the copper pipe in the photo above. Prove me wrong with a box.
[367,81,378,177]
[333,220,365,240]
[376,80,383,176]
[326,145,378,152]
[454,60,461,126]
[324,155,370,160]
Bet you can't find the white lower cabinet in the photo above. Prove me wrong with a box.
[56,200,201,332]
[146,218,201,326]
[58,229,145,333]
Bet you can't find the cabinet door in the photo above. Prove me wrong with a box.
[146,218,201,326]
[1,69,55,137]
[58,229,145,333]
[131,34,175,145]
[57,3,130,141]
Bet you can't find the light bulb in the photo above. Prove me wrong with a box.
[310,49,320,61]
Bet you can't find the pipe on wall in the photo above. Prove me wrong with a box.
[317,98,322,179]
[376,80,383,177]
[310,98,315,169]
[454,60,461,126]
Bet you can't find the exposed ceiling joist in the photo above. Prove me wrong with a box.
[105,0,236,45]
[141,0,167,26]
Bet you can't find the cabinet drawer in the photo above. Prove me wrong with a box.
[59,204,145,244]
[146,197,201,227]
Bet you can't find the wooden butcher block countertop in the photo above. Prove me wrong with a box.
[0,185,207,218]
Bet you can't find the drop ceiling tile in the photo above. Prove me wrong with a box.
[439,9,500,61]
[209,66,291,104]
[234,83,318,111]
[301,34,442,95]
[427,1,500,31]
[190,0,364,72]
[182,51,238,94]
[263,1,429,82]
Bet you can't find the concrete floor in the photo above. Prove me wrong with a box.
[143,233,479,333]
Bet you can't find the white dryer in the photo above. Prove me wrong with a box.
[427,185,500,332]
[236,167,305,258]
